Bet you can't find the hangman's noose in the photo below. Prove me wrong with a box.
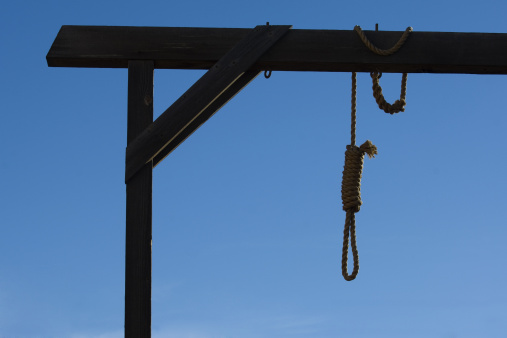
[341,25,412,281]
[341,73,377,281]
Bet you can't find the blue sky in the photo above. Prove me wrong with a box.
[1,0,507,337]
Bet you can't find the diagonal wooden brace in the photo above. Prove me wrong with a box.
[125,24,292,182]
[152,69,260,168]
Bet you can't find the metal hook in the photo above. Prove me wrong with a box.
[264,70,272,78]
[373,24,382,77]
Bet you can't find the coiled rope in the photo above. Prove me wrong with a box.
[341,26,412,281]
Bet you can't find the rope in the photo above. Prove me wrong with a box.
[354,25,412,114]
[341,73,378,281]
[351,72,356,146]
[371,72,407,114]
[341,141,377,281]
[340,25,412,281]
[354,25,413,56]
[342,211,358,280]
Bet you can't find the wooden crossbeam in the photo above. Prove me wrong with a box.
[125,25,291,182]
[47,25,507,74]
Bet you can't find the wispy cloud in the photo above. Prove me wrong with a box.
[259,314,327,336]
[68,313,327,338]
[152,328,225,338]
[70,330,123,338]
[70,328,225,338]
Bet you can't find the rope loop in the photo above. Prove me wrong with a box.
[371,72,408,114]
[354,25,413,56]
[342,211,359,281]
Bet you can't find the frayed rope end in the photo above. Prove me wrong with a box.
[359,140,378,158]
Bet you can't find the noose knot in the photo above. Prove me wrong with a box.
[341,140,377,213]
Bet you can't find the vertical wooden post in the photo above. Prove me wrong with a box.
[125,60,154,338]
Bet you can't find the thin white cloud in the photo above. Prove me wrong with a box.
[70,328,224,338]
[70,330,123,338]
[68,313,326,338]
[152,328,223,338]
[257,314,327,336]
